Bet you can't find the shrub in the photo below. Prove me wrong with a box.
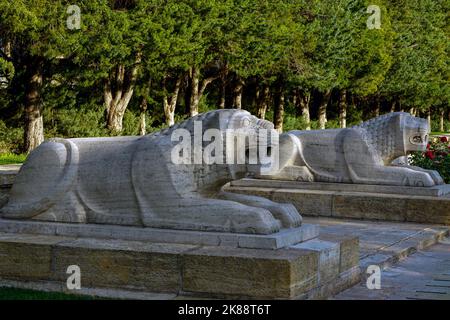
[43,105,109,138]
[0,120,23,154]
[283,114,309,131]
[430,118,450,133]
[409,136,450,183]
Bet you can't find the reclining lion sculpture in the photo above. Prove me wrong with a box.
[1,109,301,234]
[263,112,444,187]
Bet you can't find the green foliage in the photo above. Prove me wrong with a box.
[222,0,304,82]
[0,57,14,80]
[295,0,393,96]
[380,0,449,110]
[0,120,23,154]
[43,105,108,138]
[0,153,27,165]
[0,0,448,152]
[43,105,171,138]
[409,137,450,183]
[283,114,310,132]
[430,119,450,133]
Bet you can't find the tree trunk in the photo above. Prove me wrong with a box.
[139,97,148,136]
[439,109,444,132]
[297,90,311,130]
[374,95,380,117]
[219,63,228,109]
[274,87,285,133]
[139,79,151,135]
[255,86,260,111]
[292,90,297,115]
[189,67,200,117]
[104,52,141,133]
[339,90,347,128]
[427,107,431,130]
[219,81,226,109]
[4,40,11,58]
[390,101,396,113]
[24,58,44,153]
[233,78,244,109]
[256,85,270,119]
[163,75,182,126]
[189,66,217,117]
[318,90,331,130]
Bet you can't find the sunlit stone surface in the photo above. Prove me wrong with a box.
[261,112,444,187]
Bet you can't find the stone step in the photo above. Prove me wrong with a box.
[0,164,21,187]
[359,229,448,274]
[332,239,450,300]
[302,217,449,280]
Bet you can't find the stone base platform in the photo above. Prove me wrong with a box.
[0,230,359,299]
[225,179,450,225]
[0,218,318,250]
[0,164,20,187]
[2,217,445,300]
[0,165,20,201]
[234,179,450,197]
[0,165,20,207]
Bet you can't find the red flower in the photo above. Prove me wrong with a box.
[440,136,448,143]
[426,143,431,150]
[425,151,435,160]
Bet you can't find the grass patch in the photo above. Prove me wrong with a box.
[0,287,97,300]
[0,153,27,165]
[431,132,449,135]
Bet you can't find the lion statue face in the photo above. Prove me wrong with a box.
[167,109,279,182]
[223,110,279,178]
[401,114,429,153]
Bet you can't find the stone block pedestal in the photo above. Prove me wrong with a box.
[225,179,450,225]
[0,223,359,299]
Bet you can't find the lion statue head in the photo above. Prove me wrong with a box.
[356,112,429,164]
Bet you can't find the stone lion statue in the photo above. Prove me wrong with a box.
[261,112,444,187]
[1,110,301,234]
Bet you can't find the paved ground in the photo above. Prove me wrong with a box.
[332,237,450,300]
[303,217,450,300]
[304,217,449,270]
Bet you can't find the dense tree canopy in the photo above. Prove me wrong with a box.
[0,0,448,153]
[381,0,449,112]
